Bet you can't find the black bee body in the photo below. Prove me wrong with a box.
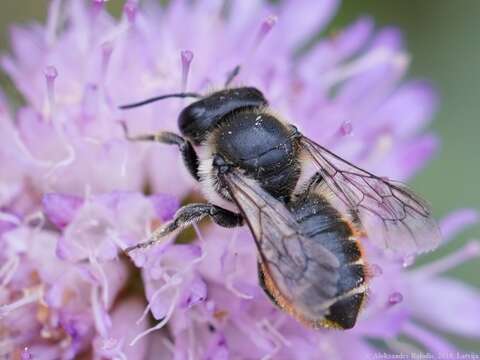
[122,85,440,331]
[285,194,367,329]
[210,111,301,200]
[178,87,268,145]
[181,89,367,329]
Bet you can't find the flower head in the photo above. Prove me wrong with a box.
[0,0,479,359]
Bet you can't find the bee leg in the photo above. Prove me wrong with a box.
[124,203,243,254]
[120,122,200,181]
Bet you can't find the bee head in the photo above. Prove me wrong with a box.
[178,87,268,145]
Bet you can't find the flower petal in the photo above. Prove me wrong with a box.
[375,134,439,180]
[403,321,457,355]
[149,193,180,221]
[440,209,479,244]
[409,276,480,337]
[42,193,84,229]
[278,0,339,50]
[300,17,374,78]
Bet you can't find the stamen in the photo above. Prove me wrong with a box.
[226,273,254,300]
[220,228,239,271]
[82,84,99,120]
[0,212,20,226]
[238,14,277,83]
[387,291,403,307]
[43,144,76,186]
[44,65,58,119]
[11,100,64,168]
[221,231,252,299]
[89,254,109,307]
[136,249,206,323]
[0,256,19,287]
[258,319,292,348]
[91,285,111,337]
[181,50,194,92]
[136,276,182,325]
[130,288,179,346]
[106,229,127,250]
[411,241,480,278]
[101,42,114,83]
[340,120,353,136]
[124,1,138,23]
[21,347,33,360]
[0,287,43,317]
[254,15,278,51]
[92,0,106,18]
[192,223,205,243]
[46,0,61,45]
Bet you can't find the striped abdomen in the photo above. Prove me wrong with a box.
[288,193,368,329]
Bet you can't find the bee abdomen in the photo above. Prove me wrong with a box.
[290,194,368,329]
[322,291,366,329]
[337,263,366,293]
[320,262,366,329]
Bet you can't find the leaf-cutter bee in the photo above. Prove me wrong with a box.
[120,83,441,330]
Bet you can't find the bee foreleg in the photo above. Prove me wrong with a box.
[124,203,243,254]
[120,122,200,181]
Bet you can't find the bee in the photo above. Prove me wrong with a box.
[119,77,441,329]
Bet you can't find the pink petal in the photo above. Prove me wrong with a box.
[403,322,457,355]
[42,193,84,229]
[94,297,149,360]
[360,81,438,139]
[179,275,207,309]
[440,209,479,244]
[333,333,378,360]
[381,134,439,181]
[409,277,480,337]
[204,334,229,360]
[370,26,404,52]
[279,0,339,50]
[16,107,65,162]
[300,17,374,77]
[354,305,410,338]
[149,193,180,221]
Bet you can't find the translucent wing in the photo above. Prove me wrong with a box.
[300,136,441,255]
[221,169,340,323]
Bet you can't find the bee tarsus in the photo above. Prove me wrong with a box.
[119,121,200,181]
[124,203,243,254]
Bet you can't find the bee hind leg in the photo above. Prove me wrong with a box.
[124,203,243,254]
[120,121,200,181]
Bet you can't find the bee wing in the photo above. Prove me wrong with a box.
[300,136,441,256]
[221,169,340,322]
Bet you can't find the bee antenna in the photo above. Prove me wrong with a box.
[119,92,202,110]
[225,65,241,87]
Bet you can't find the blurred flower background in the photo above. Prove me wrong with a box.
[0,0,479,359]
